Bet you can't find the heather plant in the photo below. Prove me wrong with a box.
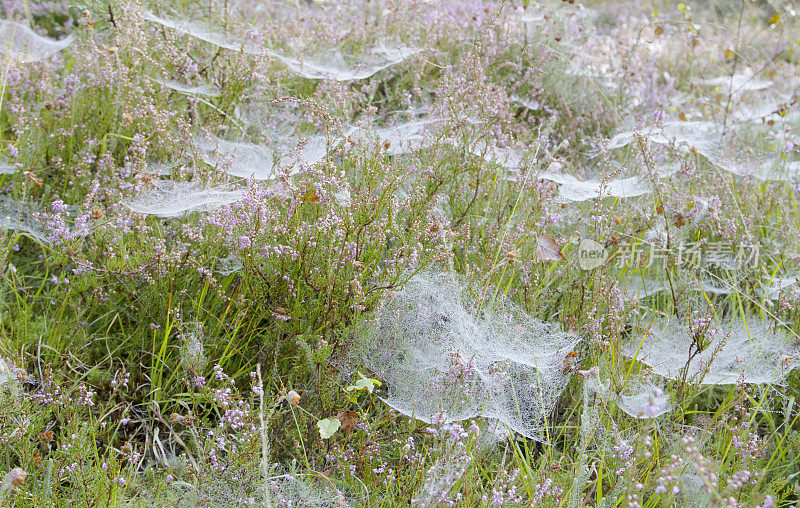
[1,0,800,505]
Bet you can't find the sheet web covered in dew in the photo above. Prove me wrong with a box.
[160,470,358,507]
[266,42,422,81]
[0,158,15,174]
[616,382,672,419]
[464,136,656,203]
[141,10,420,82]
[607,120,800,182]
[585,375,672,420]
[539,170,651,202]
[123,180,245,218]
[197,135,336,180]
[348,117,441,156]
[150,77,221,97]
[353,271,580,441]
[141,10,258,54]
[0,20,74,63]
[624,316,800,385]
[0,197,48,242]
[594,24,799,182]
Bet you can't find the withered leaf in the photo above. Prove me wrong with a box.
[536,235,565,261]
[337,409,359,434]
[300,187,320,203]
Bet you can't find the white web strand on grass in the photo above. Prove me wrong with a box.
[266,474,351,507]
[538,171,651,202]
[123,180,245,218]
[758,276,799,300]
[587,376,672,419]
[694,73,773,96]
[0,358,20,387]
[349,118,440,156]
[467,142,651,201]
[151,77,221,97]
[412,451,472,507]
[607,121,800,182]
[214,254,244,276]
[198,135,336,180]
[141,11,258,54]
[624,316,800,385]
[619,276,738,302]
[354,271,580,441]
[0,197,48,243]
[165,472,353,507]
[467,141,531,172]
[142,9,419,82]
[0,158,15,174]
[0,20,73,63]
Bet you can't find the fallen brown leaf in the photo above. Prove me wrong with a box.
[536,235,565,261]
[337,410,359,434]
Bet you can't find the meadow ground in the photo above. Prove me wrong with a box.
[1,0,799,506]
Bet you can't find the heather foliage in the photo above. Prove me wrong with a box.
[0,0,799,506]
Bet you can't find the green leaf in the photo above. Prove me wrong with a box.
[317,418,341,439]
[344,372,382,394]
